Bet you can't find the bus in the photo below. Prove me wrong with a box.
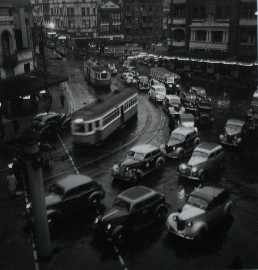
[83,58,111,90]
[71,88,138,146]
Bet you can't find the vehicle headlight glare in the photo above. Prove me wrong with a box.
[94,217,99,224]
[107,224,112,230]
[219,134,224,140]
[192,167,198,173]
[187,221,193,227]
[180,163,187,170]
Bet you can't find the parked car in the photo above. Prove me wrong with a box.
[167,186,233,240]
[112,144,166,183]
[219,119,247,147]
[160,127,199,159]
[178,142,225,181]
[94,185,168,244]
[148,84,167,103]
[190,86,207,101]
[164,95,185,118]
[108,63,118,75]
[28,174,105,226]
[137,75,150,91]
[181,91,198,115]
[196,101,214,126]
[31,112,70,139]
[178,113,197,130]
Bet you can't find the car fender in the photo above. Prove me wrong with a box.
[88,191,104,204]
[224,201,233,215]
[46,208,62,223]
[193,222,208,237]
[155,156,166,168]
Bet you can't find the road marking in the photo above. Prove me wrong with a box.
[58,134,80,175]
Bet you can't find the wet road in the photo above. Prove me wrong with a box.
[43,74,258,270]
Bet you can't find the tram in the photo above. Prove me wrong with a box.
[83,58,111,89]
[71,88,138,146]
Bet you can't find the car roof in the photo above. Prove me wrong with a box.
[166,95,180,101]
[195,142,222,154]
[226,119,245,126]
[172,127,195,136]
[180,113,194,120]
[130,144,158,154]
[190,186,225,203]
[55,174,93,193]
[118,185,157,204]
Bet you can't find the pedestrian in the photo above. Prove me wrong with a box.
[60,93,65,108]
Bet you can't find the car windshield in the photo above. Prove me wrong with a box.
[192,150,209,159]
[156,87,166,94]
[49,184,65,196]
[187,195,208,210]
[127,151,145,161]
[169,132,185,143]
[114,199,130,211]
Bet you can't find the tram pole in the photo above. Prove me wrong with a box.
[21,135,52,259]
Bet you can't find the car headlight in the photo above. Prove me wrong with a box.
[236,137,242,143]
[186,221,193,227]
[107,224,112,230]
[112,164,119,172]
[179,163,187,171]
[94,217,100,224]
[192,167,198,173]
[219,134,224,140]
[26,202,31,210]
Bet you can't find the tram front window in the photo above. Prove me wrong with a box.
[74,122,85,133]
[101,72,107,79]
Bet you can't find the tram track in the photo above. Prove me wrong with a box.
[45,94,167,183]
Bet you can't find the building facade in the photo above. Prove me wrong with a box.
[31,0,99,39]
[162,0,172,42]
[98,0,123,42]
[123,0,163,46]
[0,0,34,80]
[170,0,257,60]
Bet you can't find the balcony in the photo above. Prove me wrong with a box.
[172,41,186,47]
[189,41,228,51]
[0,16,13,24]
[172,18,186,25]
[17,49,33,63]
[239,18,256,26]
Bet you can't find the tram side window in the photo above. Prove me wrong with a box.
[95,120,100,128]
[103,108,120,125]
[74,122,85,133]
[88,122,93,132]
[124,97,137,111]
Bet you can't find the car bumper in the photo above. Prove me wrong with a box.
[167,226,195,240]
[178,172,200,181]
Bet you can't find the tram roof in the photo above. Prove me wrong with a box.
[72,88,137,121]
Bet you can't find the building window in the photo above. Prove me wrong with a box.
[195,30,206,42]
[87,7,90,15]
[24,63,30,73]
[174,4,185,17]
[81,7,85,16]
[211,31,223,43]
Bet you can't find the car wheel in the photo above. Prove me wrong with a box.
[155,157,165,169]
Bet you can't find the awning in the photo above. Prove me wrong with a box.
[0,72,68,101]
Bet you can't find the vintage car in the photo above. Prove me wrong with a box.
[137,75,150,91]
[178,142,225,181]
[167,186,233,240]
[190,86,207,102]
[178,113,197,130]
[112,144,166,183]
[148,84,167,103]
[108,63,118,75]
[196,101,214,126]
[28,174,105,225]
[94,186,168,244]
[162,95,181,114]
[160,127,200,159]
[219,119,247,147]
[181,91,198,115]
[31,112,70,139]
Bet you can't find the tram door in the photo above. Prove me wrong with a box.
[121,106,125,124]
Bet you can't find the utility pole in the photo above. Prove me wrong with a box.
[21,134,52,259]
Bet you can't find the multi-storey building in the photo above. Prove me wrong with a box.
[0,0,34,79]
[162,0,172,41]
[31,0,99,39]
[170,0,257,61]
[123,0,163,46]
[98,0,123,42]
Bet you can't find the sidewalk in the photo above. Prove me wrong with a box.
[0,50,97,270]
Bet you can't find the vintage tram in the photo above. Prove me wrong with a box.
[83,58,111,89]
[71,88,138,146]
